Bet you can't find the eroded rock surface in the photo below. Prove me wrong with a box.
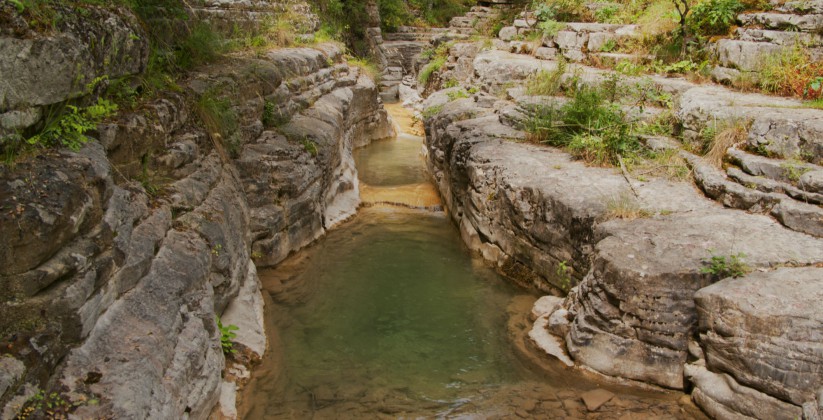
[0,39,391,419]
[422,44,823,418]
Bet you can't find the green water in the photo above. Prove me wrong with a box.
[353,133,429,186]
[245,207,535,418]
[241,114,701,419]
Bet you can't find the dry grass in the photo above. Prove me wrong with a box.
[704,120,750,167]
[627,149,691,181]
[604,193,653,220]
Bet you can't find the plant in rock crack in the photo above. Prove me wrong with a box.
[700,251,750,279]
[217,316,239,355]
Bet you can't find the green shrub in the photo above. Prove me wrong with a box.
[538,19,566,38]
[700,252,750,278]
[447,89,470,101]
[525,59,567,96]
[594,4,620,23]
[759,44,823,99]
[688,0,744,36]
[422,104,444,119]
[301,137,319,157]
[526,83,645,166]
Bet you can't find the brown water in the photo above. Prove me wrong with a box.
[239,104,704,419]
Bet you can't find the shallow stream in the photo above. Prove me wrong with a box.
[241,104,703,419]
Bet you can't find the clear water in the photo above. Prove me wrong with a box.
[353,132,430,186]
[240,105,702,419]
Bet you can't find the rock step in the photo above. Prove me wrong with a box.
[683,151,823,237]
[383,33,435,42]
[470,48,823,164]
[726,148,823,194]
[775,0,823,13]
[738,12,823,32]
[727,166,823,204]
[736,27,823,46]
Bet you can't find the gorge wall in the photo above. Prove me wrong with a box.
[420,21,823,419]
[0,3,393,418]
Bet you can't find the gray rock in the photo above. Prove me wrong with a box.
[711,66,742,85]
[800,170,823,194]
[695,267,823,407]
[738,12,823,32]
[0,356,25,399]
[686,364,803,419]
[715,39,782,72]
[499,26,518,41]
[0,7,148,114]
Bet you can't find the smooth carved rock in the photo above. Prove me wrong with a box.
[580,389,615,411]
[686,364,803,420]
[694,267,823,407]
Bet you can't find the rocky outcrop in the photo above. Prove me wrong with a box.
[0,3,149,137]
[0,25,391,419]
[422,39,823,419]
[689,267,823,417]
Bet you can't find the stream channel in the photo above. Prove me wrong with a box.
[240,104,704,419]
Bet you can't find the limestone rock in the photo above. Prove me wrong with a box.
[0,6,148,115]
[686,363,803,419]
[531,295,564,320]
[694,267,823,407]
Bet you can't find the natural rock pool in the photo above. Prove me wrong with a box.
[240,105,704,419]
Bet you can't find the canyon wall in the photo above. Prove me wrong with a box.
[0,3,392,418]
[422,37,823,419]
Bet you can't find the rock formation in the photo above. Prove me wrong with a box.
[419,17,823,417]
[0,3,392,418]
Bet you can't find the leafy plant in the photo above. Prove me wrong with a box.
[688,0,744,36]
[27,98,117,151]
[781,160,811,182]
[594,3,621,22]
[700,252,750,278]
[422,104,444,119]
[447,89,470,101]
[301,137,318,157]
[556,260,572,291]
[538,19,566,38]
[526,84,644,165]
[217,316,239,355]
[418,56,446,86]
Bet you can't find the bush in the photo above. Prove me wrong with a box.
[526,84,645,166]
[759,44,823,99]
[418,56,446,85]
[688,0,744,36]
[700,252,750,278]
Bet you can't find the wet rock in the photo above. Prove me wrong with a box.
[580,389,614,411]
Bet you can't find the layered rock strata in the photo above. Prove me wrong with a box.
[422,42,823,419]
[0,16,392,417]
